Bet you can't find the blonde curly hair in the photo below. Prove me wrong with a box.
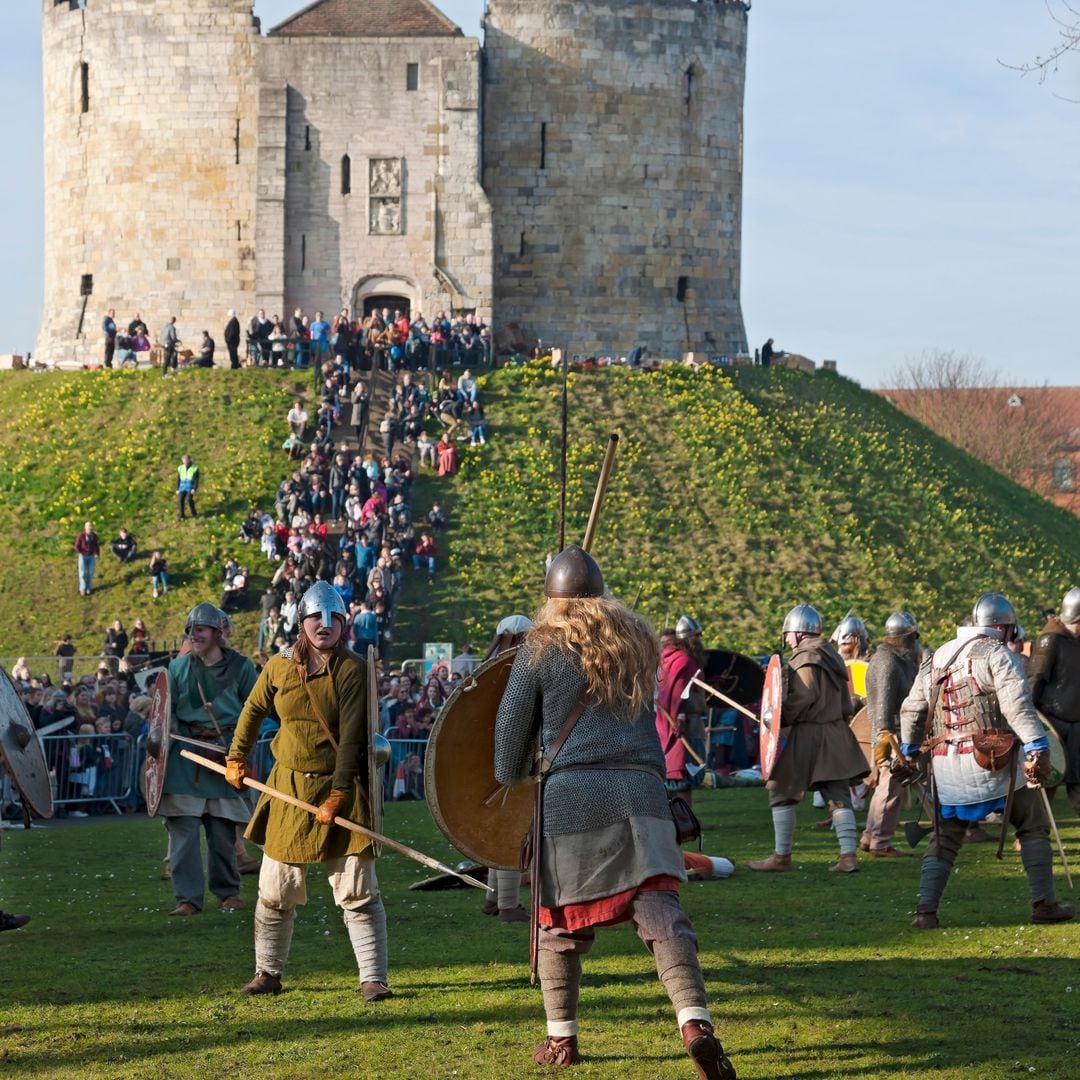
[527,595,658,721]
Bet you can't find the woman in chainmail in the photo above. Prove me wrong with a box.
[494,546,735,1079]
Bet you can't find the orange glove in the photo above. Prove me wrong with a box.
[316,788,350,825]
[225,758,247,790]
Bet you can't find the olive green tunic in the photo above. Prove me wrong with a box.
[229,647,372,863]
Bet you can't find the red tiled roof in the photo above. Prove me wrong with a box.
[270,0,461,37]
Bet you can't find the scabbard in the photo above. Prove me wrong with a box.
[996,742,1019,862]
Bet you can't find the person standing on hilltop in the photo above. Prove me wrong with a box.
[160,316,179,376]
[102,309,117,369]
[177,453,200,520]
[74,521,100,597]
[224,309,242,370]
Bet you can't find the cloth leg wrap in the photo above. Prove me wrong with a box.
[254,900,295,977]
[1019,837,1056,905]
[771,804,797,855]
[537,949,581,1036]
[343,897,388,984]
[917,856,953,910]
[653,937,710,1029]
[831,807,858,856]
[495,868,521,911]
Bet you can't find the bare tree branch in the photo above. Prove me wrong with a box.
[999,0,1080,93]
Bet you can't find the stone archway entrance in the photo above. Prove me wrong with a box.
[353,275,417,319]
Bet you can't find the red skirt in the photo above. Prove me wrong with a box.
[540,874,681,932]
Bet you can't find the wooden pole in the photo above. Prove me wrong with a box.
[581,433,619,553]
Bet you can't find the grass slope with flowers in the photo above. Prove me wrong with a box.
[396,361,1080,654]
[0,368,308,663]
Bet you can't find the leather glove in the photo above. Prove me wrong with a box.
[1024,750,1051,789]
[316,788,350,825]
[225,758,247,790]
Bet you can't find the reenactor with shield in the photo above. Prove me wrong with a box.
[494,547,735,1078]
[656,616,707,804]
[899,593,1074,928]
[747,604,868,874]
[859,612,921,857]
[158,602,258,916]
[1029,587,1080,818]
[225,581,391,1000]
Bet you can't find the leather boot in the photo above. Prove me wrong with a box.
[361,980,394,1002]
[911,906,939,929]
[681,1020,736,1080]
[498,906,530,923]
[869,846,908,858]
[532,1035,581,1067]
[1032,899,1075,924]
[241,971,282,995]
[828,853,860,873]
[745,853,792,873]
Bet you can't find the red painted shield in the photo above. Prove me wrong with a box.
[144,670,171,817]
[759,654,784,780]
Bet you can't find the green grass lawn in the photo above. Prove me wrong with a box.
[2,792,1077,1079]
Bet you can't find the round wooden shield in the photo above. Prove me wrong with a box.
[702,648,765,712]
[759,653,783,780]
[1031,711,1067,790]
[0,668,53,819]
[424,648,534,870]
[846,659,868,698]
[144,670,171,817]
[849,706,873,770]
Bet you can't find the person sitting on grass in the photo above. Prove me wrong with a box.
[109,527,138,563]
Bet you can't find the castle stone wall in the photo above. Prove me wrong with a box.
[256,35,492,324]
[482,0,749,358]
[38,0,259,364]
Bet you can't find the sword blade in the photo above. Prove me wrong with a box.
[1039,786,1073,890]
[180,748,488,890]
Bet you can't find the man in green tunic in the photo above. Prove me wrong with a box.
[226,582,388,999]
[159,602,258,915]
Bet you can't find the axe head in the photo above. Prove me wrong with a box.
[686,761,706,780]
[904,820,933,848]
[680,670,703,701]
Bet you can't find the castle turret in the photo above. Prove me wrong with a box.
[482,0,749,358]
[38,0,260,365]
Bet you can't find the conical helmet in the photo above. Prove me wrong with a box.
[782,604,823,636]
[297,580,348,628]
[884,611,918,638]
[544,545,604,599]
[675,615,702,641]
[1060,587,1080,625]
[971,592,1017,630]
[185,602,224,633]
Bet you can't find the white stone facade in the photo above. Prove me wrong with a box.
[37,0,747,364]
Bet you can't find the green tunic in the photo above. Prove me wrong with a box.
[162,648,258,806]
[230,647,372,863]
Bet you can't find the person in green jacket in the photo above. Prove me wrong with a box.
[159,602,257,916]
[226,582,388,1000]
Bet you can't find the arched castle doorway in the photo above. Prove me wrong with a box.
[352,275,416,319]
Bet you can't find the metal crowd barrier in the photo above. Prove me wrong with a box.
[39,731,139,816]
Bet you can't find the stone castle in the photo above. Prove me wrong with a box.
[38,0,749,364]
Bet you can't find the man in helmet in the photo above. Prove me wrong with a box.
[495,546,735,1078]
[900,593,1074,927]
[1028,587,1080,818]
[859,612,921,857]
[656,616,706,806]
[225,581,390,999]
[748,603,868,874]
[831,614,869,663]
[159,602,259,916]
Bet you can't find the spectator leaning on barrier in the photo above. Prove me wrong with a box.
[75,521,100,597]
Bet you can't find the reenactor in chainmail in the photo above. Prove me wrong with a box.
[494,546,735,1079]
[747,604,868,874]
[859,612,920,857]
[1028,587,1080,818]
[831,614,869,662]
[900,593,1074,928]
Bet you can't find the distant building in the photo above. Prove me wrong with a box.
[37,0,751,364]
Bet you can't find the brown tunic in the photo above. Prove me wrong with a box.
[768,637,868,801]
[229,648,372,863]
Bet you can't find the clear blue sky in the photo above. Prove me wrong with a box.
[3,1,1077,386]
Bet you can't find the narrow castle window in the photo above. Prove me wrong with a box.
[304,126,311,151]
[684,65,695,113]
[80,273,93,297]
[235,119,241,164]
[80,62,89,113]
[236,219,241,241]
[301,234,307,271]
[341,154,351,196]
[539,122,547,170]
[406,63,419,92]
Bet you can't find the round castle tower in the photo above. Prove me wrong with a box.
[38,0,260,365]
[482,0,749,359]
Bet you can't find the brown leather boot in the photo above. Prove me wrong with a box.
[828,853,860,873]
[241,971,282,995]
[1032,899,1075,924]
[481,898,499,916]
[361,981,394,1001]
[745,853,792,873]
[168,902,200,916]
[498,906,530,923]
[911,906,939,929]
[869,846,909,858]
[681,1019,736,1080]
[532,1035,581,1067]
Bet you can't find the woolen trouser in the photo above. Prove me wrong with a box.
[165,813,240,910]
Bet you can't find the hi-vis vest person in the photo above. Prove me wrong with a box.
[177,459,199,492]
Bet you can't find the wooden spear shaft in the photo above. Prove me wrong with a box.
[581,434,619,553]
[688,676,759,723]
[180,749,488,890]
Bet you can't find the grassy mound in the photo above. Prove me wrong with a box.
[396,362,1080,653]
[0,369,305,661]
